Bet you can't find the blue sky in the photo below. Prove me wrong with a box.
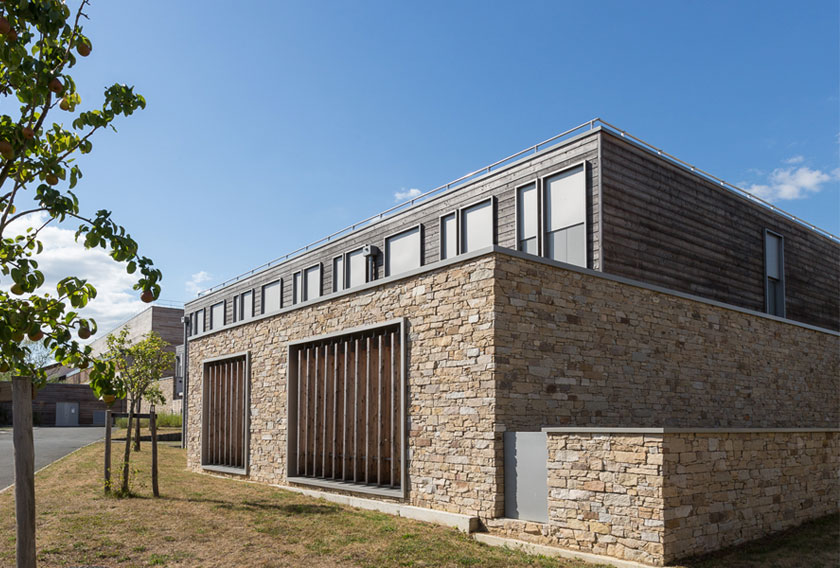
[11,0,839,330]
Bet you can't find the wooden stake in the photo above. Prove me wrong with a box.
[104,409,112,494]
[150,405,159,497]
[12,376,36,568]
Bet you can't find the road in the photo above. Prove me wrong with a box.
[0,427,104,491]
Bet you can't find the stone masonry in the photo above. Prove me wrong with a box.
[187,249,839,565]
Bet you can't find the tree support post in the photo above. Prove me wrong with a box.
[150,404,159,497]
[12,376,36,568]
[104,409,112,494]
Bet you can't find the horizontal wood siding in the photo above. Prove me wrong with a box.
[187,132,601,322]
[600,132,839,331]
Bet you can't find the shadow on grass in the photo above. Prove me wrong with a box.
[674,513,839,568]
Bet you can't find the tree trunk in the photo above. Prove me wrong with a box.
[121,399,134,494]
[12,376,36,568]
[133,396,141,452]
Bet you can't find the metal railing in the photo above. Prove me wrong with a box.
[196,118,838,297]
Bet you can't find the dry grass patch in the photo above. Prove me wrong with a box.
[0,442,604,568]
[0,441,835,568]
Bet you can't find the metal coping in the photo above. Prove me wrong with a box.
[196,118,839,298]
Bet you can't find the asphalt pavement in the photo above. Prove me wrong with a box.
[0,426,104,491]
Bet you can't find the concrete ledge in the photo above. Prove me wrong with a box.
[281,483,478,533]
[473,533,659,568]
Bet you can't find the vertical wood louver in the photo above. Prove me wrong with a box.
[287,320,404,496]
[201,353,249,472]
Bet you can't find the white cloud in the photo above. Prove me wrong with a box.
[394,188,422,202]
[185,271,212,296]
[783,155,805,165]
[745,164,836,202]
[1,212,148,337]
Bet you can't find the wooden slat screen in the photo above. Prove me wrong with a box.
[202,354,248,470]
[289,322,402,490]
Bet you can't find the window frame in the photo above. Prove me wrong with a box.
[286,318,406,498]
[200,351,251,475]
[332,255,345,293]
[513,161,588,267]
[514,179,540,255]
[344,247,369,289]
[294,263,323,304]
[457,196,497,255]
[439,211,459,260]
[763,229,786,317]
[383,224,424,277]
[209,300,226,330]
[261,279,283,315]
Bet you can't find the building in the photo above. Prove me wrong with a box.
[182,119,838,566]
[74,305,185,415]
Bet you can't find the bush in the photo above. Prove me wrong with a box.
[115,411,181,429]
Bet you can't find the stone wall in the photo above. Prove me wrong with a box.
[493,252,839,430]
[487,429,839,566]
[663,431,839,561]
[187,255,500,517]
[547,433,665,565]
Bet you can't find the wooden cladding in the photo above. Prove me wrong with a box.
[202,354,249,472]
[288,321,404,494]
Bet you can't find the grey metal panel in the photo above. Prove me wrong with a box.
[504,431,548,523]
[440,212,458,260]
[262,280,281,314]
[92,410,106,426]
[210,301,225,330]
[347,248,366,288]
[460,198,494,253]
[55,402,79,427]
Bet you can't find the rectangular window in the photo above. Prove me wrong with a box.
[765,230,785,317]
[346,248,367,288]
[385,226,422,277]
[460,198,494,254]
[293,272,302,305]
[233,291,253,323]
[202,353,249,473]
[440,212,458,260]
[333,256,345,293]
[287,321,404,496]
[517,182,538,255]
[210,301,225,330]
[544,164,586,267]
[195,309,205,334]
[305,264,321,301]
[262,280,282,314]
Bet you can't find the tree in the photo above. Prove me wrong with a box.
[0,339,52,381]
[0,2,161,566]
[105,329,173,495]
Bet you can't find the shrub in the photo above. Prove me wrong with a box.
[115,411,181,429]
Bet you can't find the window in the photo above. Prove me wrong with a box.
[287,321,404,496]
[460,198,494,253]
[293,272,302,305]
[514,163,587,268]
[765,230,785,317]
[544,165,586,266]
[195,309,205,335]
[333,255,345,292]
[293,264,322,305]
[262,280,282,314]
[346,248,367,288]
[516,182,538,254]
[305,264,321,301]
[385,226,423,277]
[440,212,458,260]
[233,290,253,323]
[210,301,225,330]
[202,353,249,473]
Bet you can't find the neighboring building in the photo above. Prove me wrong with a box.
[75,305,185,415]
[182,120,838,566]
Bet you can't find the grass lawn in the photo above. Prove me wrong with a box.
[0,441,836,568]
